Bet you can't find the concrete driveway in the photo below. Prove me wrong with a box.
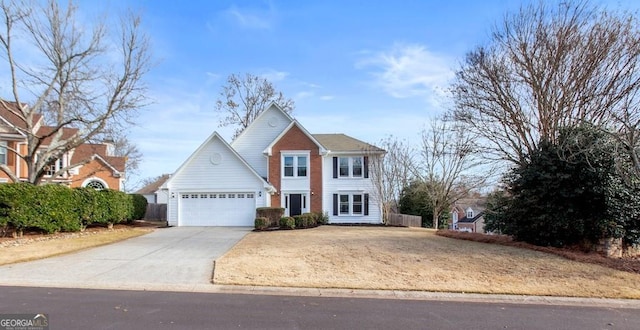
[0,227,251,291]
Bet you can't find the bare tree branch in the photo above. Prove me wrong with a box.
[215,73,294,139]
[0,0,150,185]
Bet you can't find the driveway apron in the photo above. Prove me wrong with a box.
[0,227,251,291]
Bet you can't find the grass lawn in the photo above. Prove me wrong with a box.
[213,226,640,299]
[0,226,152,266]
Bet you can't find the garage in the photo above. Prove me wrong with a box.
[179,192,256,226]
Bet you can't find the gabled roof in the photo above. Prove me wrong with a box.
[263,120,327,156]
[71,143,126,173]
[136,174,171,194]
[36,126,79,145]
[166,131,275,192]
[231,102,295,145]
[313,134,385,153]
[458,211,485,223]
[0,101,43,135]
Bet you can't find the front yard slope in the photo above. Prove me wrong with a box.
[213,226,640,299]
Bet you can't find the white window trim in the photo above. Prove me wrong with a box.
[338,156,364,178]
[82,177,109,190]
[0,141,7,165]
[338,193,364,216]
[282,151,310,178]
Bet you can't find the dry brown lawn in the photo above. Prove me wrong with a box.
[214,226,640,299]
[0,227,152,266]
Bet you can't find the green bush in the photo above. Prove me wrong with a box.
[73,187,98,229]
[255,217,269,230]
[0,184,148,234]
[38,184,81,232]
[279,216,295,229]
[130,194,148,221]
[313,211,329,225]
[293,213,316,229]
[256,207,284,227]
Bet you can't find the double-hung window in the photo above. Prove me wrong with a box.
[283,155,308,178]
[334,193,369,216]
[334,156,367,178]
[0,141,6,165]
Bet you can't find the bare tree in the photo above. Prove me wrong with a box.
[451,0,640,166]
[0,0,150,184]
[416,120,486,229]
[215,73,294,139]
[111,135,142,192]
[367,136,416,223]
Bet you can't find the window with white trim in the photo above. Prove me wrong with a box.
[336,157,365,178]
[335,193,368,216]
[283,155,308,178]
[0,141,6,165]
[467,209,474,218]
[85,180,106,190]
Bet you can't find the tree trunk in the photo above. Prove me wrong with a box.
[432,212,439,229]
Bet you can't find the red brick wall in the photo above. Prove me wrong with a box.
[268,125,323,213]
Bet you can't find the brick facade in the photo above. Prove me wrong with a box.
[268,124,323,213]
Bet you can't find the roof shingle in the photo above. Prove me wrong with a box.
[312,134,384,153]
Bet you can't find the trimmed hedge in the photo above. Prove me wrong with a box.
[255,217,269,230]
[279,216,295,229]
[294,213,317,229]
[130,194,148,221]
[0,183,139,234]
[256,207,284,227]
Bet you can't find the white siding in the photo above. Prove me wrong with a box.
[156,189,169,204]
[321,154,382,224]
[231,105,292,177]
[166,134,268,226]
[169,136,265,190]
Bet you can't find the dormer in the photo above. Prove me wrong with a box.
[466,207,474,219]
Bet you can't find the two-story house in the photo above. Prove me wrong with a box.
[163,103,385,226]
[450,198,486,233]
[0,101,126,190]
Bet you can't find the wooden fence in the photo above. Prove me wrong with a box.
[144,203,167,221]
[388,213,422,227]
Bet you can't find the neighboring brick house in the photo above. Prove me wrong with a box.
[164,103,385,226]
[450,198,486,233]
[0,101,126,190]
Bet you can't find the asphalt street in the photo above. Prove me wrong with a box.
[1,286,639,330]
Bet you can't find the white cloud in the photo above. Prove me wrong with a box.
[294,91,314,100]
[356,43,455,105]
[224,2,276,30]
[259,69,289,82]
[319,95,335,101]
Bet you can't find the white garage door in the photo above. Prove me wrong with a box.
[179,192,256,226]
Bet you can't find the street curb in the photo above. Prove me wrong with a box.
[210,285,640,309]
[1,281,638,309]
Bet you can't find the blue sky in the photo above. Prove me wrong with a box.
[75,0,638,187]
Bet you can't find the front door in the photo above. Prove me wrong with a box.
[289,194,302,216]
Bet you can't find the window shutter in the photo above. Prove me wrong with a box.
[364,156,369,178]
[333,194,338,216]
[364,193,369,216]
[333,157,338,178]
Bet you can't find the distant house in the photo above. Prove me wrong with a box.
[135,174,171,204]
[0,101,126,190]
[162,103,385,226]
[450,198,486,233]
